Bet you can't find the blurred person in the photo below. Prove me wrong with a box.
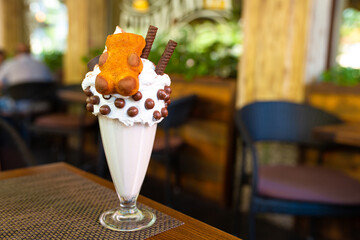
[0,44,53,113]
[0,44,53,91]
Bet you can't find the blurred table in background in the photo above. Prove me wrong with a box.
[313,123,360,147]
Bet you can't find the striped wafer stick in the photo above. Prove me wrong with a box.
[140,25,158,59]
[155,40,177,75]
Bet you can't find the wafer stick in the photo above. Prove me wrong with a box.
[87,55,100,71]
[155,40,177,75]
[140,25,158,59]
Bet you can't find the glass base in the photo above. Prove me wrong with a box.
[99,207,156,231]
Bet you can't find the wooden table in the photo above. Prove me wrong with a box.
[0,162,240,240]
[313,123,360,147]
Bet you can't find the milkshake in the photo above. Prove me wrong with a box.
[82,26,176,231]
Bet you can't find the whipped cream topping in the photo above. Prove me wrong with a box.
[82,58,170,126]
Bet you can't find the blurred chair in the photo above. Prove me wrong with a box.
[0,81,57,134]
[0,117,36,170]
[233,101,360,240]
[3,81,57,102]
[0,81,56,120]
[27,84,97,167]
[151,94,197,205]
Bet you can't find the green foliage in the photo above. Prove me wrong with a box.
[148,20,243,80]
[341,8,360,37]
[41,51,63,72]
[320,66,360,86]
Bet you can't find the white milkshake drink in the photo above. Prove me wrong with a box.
[82,26,176,231]
[98,118,157,200]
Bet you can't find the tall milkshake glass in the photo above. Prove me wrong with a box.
[82,25,176,231]
[98,116,157,231]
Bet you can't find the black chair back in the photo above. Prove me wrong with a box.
[236,101,343,146]
[4,81,57,101]
[0,118,36,170]
[233,101,360,240]
[159,94,197,130]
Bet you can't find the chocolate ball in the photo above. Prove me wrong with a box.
[157,89,167,100]
[166,99,171,106]
[132,91,142,101]
[161,107,168,117]
[127,106,138,117]
[164,86,172,94]
[99,105,111,115]
[114,98,125,108]
[84,86,93,96]
[89,95,100,104]
[153,110,161,120]
[86,103,94,112]
[145,98,155,109]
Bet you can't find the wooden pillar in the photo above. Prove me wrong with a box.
[0,0,27,55]
[236,0,334,108]
[0,0,3,49]
[327,0,345,68]
[64,0,107,85]
[107,0,121,35]
[305,0,333,84]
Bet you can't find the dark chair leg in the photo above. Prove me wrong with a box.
[232,141,247,235]
[249,207,256,240]
[308,217,317,240]
[76,130,84,168]
[54,135,67,162]
[232,189,241,235]
[172,152,181,194]
[164,150,172,206]
[163,130,173,206]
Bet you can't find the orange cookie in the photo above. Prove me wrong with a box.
[95,33,145,96]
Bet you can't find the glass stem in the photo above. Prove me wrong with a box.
[114,196,143,221]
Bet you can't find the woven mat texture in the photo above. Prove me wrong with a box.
[0,170,183,239]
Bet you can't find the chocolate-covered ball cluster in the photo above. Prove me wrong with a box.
[84,85,172,122]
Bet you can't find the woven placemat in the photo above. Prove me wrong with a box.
[0,170,183,239]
